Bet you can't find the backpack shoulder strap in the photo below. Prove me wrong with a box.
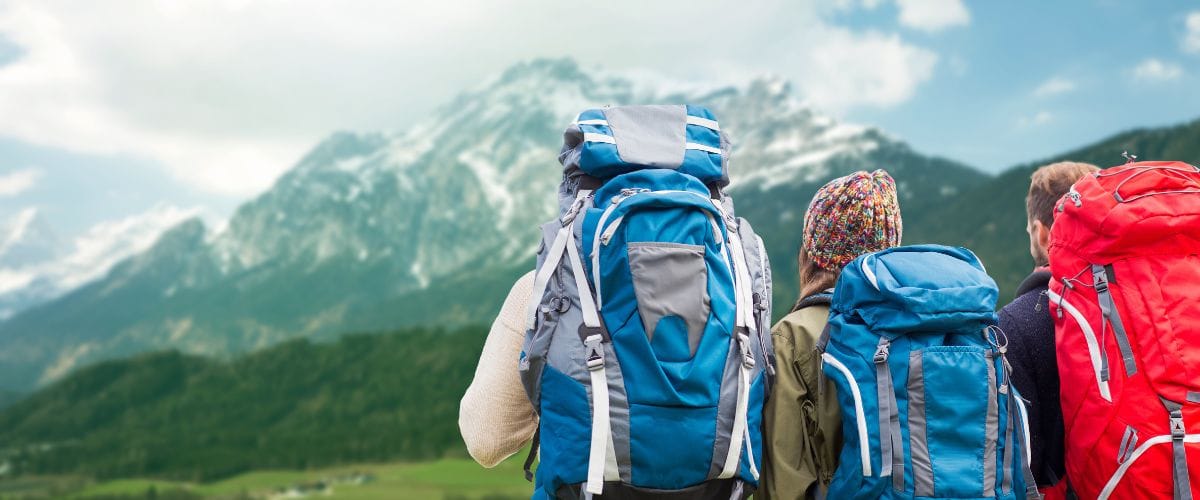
[791,288,834,313]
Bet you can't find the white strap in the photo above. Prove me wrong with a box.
[525,191,592,331]
[569,194,609,495]
[743,377,760,480]
[727,229,759,332]
[686,115,721,131]
[715,226,753,479]
[584,334,610,495]
[566,225,600,328]
[525,224,570,331]
[686,142,722,154]
[606,431,620,481]
[578,116,718,130]
[720,337,753,478]
[720,226,758,479]
[583,133,615,144]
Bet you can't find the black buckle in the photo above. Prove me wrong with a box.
[579,324,609,342]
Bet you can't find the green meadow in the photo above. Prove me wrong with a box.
[1,456,529,499]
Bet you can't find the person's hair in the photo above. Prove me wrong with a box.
[1026,161,1100,227]
[798,246,839,300]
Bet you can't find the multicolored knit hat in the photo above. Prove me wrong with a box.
[802,169,903,271]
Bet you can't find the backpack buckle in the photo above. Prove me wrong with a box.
[584,334,605,371]
[1169,406,1187,438]
[873,341,891,364]
[1171,414,1186,439]
[736,328,755,369]
[1092,267,1109,293]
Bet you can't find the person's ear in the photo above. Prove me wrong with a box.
[1034,219,1052,253]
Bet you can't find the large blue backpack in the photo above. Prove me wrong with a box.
[519,105,774,499]
[819,245,1042,500]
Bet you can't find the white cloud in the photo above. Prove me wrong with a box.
[803,30,938,109]
[896,0,970,32]
[0,168,41,196]
[1184,11,1200,54]
[1033,77,1076,98]
[0,1,943,198]
[1018,111,1054,128]
[1131,58,1183,83]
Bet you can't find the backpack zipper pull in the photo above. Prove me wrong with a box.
[600,216,623,245]
[1068,187,1082,207]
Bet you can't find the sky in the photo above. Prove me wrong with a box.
[0,0,1198,240]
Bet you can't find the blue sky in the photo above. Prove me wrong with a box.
[0,0,1197,241]
[844,0,1200,171]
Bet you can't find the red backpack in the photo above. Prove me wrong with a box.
[1048,160,1200,499]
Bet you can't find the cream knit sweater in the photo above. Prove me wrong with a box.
[459,271,538,468]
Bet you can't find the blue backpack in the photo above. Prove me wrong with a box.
[819,245,1042,500]
[519,105,773,499]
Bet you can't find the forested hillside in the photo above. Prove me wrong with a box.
[0,327,486,482]
[924,116,1200,300]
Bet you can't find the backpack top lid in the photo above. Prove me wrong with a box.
[1050,160,1200,262]
[558,104,729,185]
[833,244,999,334]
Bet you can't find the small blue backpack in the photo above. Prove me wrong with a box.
[819,245,1042,500]
[519,105,773,499]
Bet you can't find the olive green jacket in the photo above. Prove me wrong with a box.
[759,302,843,500]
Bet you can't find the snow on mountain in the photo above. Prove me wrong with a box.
[206,59,889,288]
[0,57,986,390]
[0,205,199,319]
[0,208,63,271]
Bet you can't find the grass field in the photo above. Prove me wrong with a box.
[0,455,532,499]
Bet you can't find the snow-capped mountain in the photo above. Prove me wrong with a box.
[0,208,64,270]
[0,58,985,390]
[0,205,198,320]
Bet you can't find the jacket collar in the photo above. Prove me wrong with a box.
[1015,266,1052,297]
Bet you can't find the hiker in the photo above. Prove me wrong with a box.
[998,161,1097,498]
[458,271,538,468]
[464,105,773,499]
[761,170,902,499]
[1046,160,1200,500]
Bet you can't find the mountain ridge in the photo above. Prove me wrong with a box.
[0,57,1155,391]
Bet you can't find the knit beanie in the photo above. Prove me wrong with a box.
[802,169,903,272]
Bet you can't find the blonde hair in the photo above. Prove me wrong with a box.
[1026,161,1100,227]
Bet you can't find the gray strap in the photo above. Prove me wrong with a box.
[1002,388,1015,494]
[1092,264,1137,377]
[1117,425,1139,464]
[1014,389,1041,499]
[984,353,999,496]
[1012,388,1041,498]
[907,350,934,497]
[874,339,895,483]
[1164,399,1192,500]
[888,375,903,489]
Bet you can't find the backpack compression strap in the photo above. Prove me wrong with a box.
[718,213,761,481]
[522,191,618,496]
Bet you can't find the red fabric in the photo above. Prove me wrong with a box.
[1048,161,1200,499]
[1039,480,1069,500]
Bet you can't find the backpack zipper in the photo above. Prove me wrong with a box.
[1067,187,1082,207]
[591,189,724,310]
